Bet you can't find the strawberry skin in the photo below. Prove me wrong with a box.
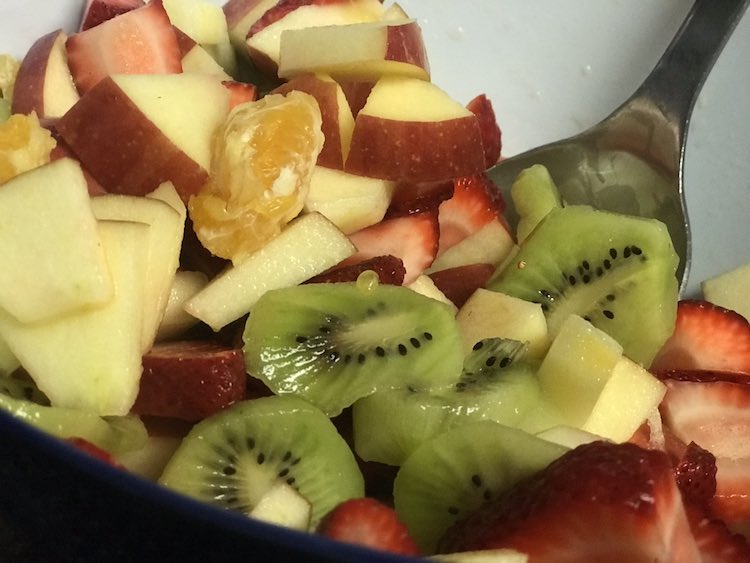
[651,300,750,375]
[345,211,439,285]
[437,173,506,253]
[684,502,750,563]
[439,441,701,562]
[67,0,182,95]
[320,497,421,556]
[466,93,502,167]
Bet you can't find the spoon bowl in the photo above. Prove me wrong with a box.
[488,0,749,294]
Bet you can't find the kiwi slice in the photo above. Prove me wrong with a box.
[158,395,364,528]
[353,339,541,465]
[243,280,464,416]
[393,421,567,553]
[0,374,146,454]
[487,205,678,365]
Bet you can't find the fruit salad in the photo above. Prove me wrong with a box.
[2,0,750,561]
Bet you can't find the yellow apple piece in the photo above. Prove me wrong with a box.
[156,270,209,341]
[0,158,112,323]
[427,220,515,274]
[303,165,394,234]
[249,482,312,531]
[582,357,666,443]
[163,0,228,45]
[186,212,356,331]
[406,275,457,313]
[456,289,549,358]
[56,73,230,202]
[345,76,485,182]
[175,29,232,80]
[702,262,750,322]
[11,29,79,119]
[278,19,428,81]
[223,0,278,59]
[274,74,354,169]
[246,0,385,74]
[0,220,149,416]
[91,193,184,352]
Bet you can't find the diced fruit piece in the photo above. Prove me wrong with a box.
[345,211,439,284]
[250,481,312,531]
[536,315,623,428]
[439,441,701,560]
[510,164,561,243]
[159,395,364,527]
[243,281,463,416]
[673,441,717,508]
[223,80,257,109]
[0,220,148,415]
[0,111,56,184]
[319,497,420,556]
[223,0,278,57]
[0,158,111,323]
[394,421,568,553]
[79,0,145,31]
[178,31,232,79]
[66,0,182,95]
[66,437,124,468]
[437,174,506,254]
[428,220,515,274]
[488,205,679,366]
[651,300,750,375]
[156,270,208,340]
[115,433,182,480]
[683,502,750,563]
[535,425,603,450]
[185,212,355,331]
[345,77,485,183]
[132,341,246,421]
[278,19,429,81]
[428,264,494,309]
[246,0,385,74]
[274,74,354,170]
[456,289,549,358]
[189,91,323,262]
[57,73,231,201]
[303,166,394,234]
[387,179,454,218]
[337,79,373,117]
[431,550,528,563]
[11,30,79,119]
[466,94,502,168]
[162,0,228,45]
[702,262,750,322]
[581,357,666,442]
[0,375,147,454]
[353,343,540,466]
[407,274,456,311]
[307,255,405,285]
[91,192,184,351]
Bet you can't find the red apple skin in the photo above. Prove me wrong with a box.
[385,21,429,75]
[56,76,209,201]
[345,115,486,183]
[172,25,197,57]
[248,0,348,36]
[80,0,145,31]
[223,0,270,29]
[11,30,67,118]
[133,341,247,422]
[338,80,374,117]
[273,75,347,169]
[223,80,258,109]
[428,263,496,308]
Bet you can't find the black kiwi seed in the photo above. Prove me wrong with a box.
[472,341,483,351]
[398,344,408,356]
[603,310,615,320]
[610,248,617,259]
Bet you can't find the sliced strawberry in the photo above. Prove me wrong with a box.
[66,437,124,468]
[345,211,439,285]
[222,80,258,110]
[79,0,145,31]
[307,255,406,285]
[437,173,506,254]
[319,497,421,556]
[439,441,701,561]
[651,300,750,375]
[673,441,717,508]
[684,502,750,563]
[658,373,750,524]
[132,341,247,421]
[386,180,454,219]
[466,93,502,167]
[67,0,182,95]
[428,263,495,308]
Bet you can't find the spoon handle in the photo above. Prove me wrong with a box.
[632,0,748,133]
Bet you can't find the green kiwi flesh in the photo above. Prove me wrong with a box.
[243,281,464,416]
[393,421,568,553]
[158,395,364,528]
[0,374,146,454]
[487,205,678,365]
[353,339,541,466]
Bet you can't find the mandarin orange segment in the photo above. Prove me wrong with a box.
[0,112,56,184]
[189,91,324,263]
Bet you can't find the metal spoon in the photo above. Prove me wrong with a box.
[488,0,749,294]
